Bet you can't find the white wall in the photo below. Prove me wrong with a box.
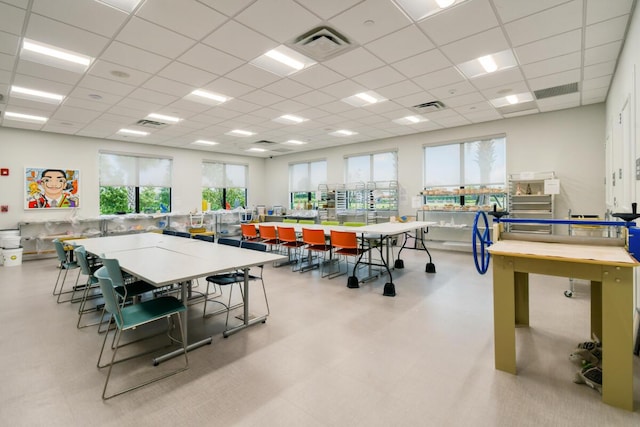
[0,127,266,229]
[264,104,606,222]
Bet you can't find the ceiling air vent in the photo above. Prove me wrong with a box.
[412,100,446,113]
[289,26,355,61]
[534,82,579,100]
[135,119,168,128]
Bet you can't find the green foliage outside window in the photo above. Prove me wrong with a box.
[100,186,131,214]
[202,187,246,210]
[100,186,170,214]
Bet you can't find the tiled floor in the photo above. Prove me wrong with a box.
[1,246,639,426]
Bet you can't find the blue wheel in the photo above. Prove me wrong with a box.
[472,211,492,274]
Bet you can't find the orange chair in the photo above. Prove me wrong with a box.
[258,225,279,252]
[241,223,262,241]
[330,230,369,284]
[276,226,305,269]
[300,228,332,276]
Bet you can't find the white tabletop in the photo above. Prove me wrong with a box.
[257,221,435,237]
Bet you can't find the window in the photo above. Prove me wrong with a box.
[202,162,248,210]
[289,160,327,209]
[99,153,172,214]
[345,151,397,183]
[424,136,506,207]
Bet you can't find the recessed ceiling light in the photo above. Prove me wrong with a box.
[274,114,307,124]
[10,86,64,104]
[192,140,218,146]
[21,39,92,74]
[342,91,387,107]
[147,113,181,123]
[330,129,357,137]
[436,0,456,8]
[250,45,315,77]
[94,0,142,13]
[284,140,308,145]
[490,92,534,108]
[247,147,267,152]
[110,70,130,79]
[186,89,230,106]
[457,49,517,79]
[394,0,467,21]
[227,129,255,137]
[3,111,48,123]
[393,115,427,125]
[118,128,149,136]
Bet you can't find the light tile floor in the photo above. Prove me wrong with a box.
[0,247,639,426]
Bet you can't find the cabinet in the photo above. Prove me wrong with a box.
[508,172,555,234]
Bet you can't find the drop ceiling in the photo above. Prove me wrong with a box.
[0,0,635,157]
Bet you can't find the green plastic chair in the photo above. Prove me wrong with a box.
[343,222,365,227]
[52,239,81,303]
[298,219,316,224]
[74,246,102,329]
[282,218,298,223]
[94,266,188,400]
[321,221,340,226]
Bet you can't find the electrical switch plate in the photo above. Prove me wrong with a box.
[1,205,8,212]
[0,168,8,176]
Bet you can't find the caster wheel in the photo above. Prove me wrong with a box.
[394,259,405,269]
[564,290,573,298]
[347,276,359,288]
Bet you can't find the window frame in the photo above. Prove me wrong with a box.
[202,161,248,210]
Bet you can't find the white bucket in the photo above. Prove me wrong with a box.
[1,235,21,249]
[2,247,23,266]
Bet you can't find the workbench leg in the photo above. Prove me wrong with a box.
[514,272,529,327]
[493,255,517,374]
[590,280,602,341]
[601,267,634,411]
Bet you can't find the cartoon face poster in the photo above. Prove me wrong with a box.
[25,167,80,209]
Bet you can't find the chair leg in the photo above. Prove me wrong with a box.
[56,269,81,303]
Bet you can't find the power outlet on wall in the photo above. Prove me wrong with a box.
[0,205,8,212]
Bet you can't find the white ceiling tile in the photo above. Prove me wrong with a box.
[269,99,309,114]
[528,69,581,91]
[143,76,193,97]
[584,41,622,66]
[203,77,255,97]
[1,121,45,131]
[115,17,194,58]
[536,92,580,110]
[25,14,109,57]
[323,47,385,78]
[165,99,213,115]
[128,87,178,106]
[0,71,8,85]
[202,20,278,61]
[582,86,608,101]
[585,15,629,48]
[0,2,25,35]
[394,91,437,108]
[419,0,498,45]
[115,98,162,115]
[31,0,126,37]
[63,96,115,112]
[464,109,502,123]
[196,0,255,17]
[440,27,510,64]
[471,67,525,90]
[391,49,452,78]
[432,113,471,127]
[224,64,281,88]
[493,0,571,23]
[158,61,217,87]
[376,80,423,99]
[413,67,465,91]
[68,86,123,105]
[41,123,83,134]
[137,0,227,40]
[317,100,354,114]
[101,42,172,74]
[79,75,136,96]
[89,59,152,87]
[52,106,104,123]
[521,52,581,79]
[454,101,493,114]
[319,79,366,98]
[289,64,345,89]
[514,29,581,64]
[235,0,321,43]
[364,25,434,63]
[262,79,312,98]
[330,0,411,45]
[429,81,478,100]
[352,66,406,89]
[480,80,531,100]
[178,43,244,76]
[5,96,59,112]
[0,31,19,55]
[582,74,612,90]
[586,0,633,25]
[0,0,29,8]
[440,91,485,108]
[506,1,583,46]
[241,89,285,107]
[11,73,74,94]
[15,60,83,85]
[295,0,362,20]
[583,61,616,80]
[0,52,15,71]
[292,90,336,107]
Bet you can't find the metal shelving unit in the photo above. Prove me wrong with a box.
[508,171,555,234]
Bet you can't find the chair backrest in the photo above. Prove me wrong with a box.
[240,241,267,252]
[218,238,241,247]
[277,226,297,243]
[302,228,326,246]
[259,225,277,240]
[343,222,365,227]
[194,234,215,243]
[241,223,258,239]
[321,221,340,226]
[174,231,192,238]
[74,246,92,275]
[298,219,315,224]
[330,230,358,250]
[282,218,297,223]
[52,239,68,263]
[162,230,177,236]
[94,266,123,326]
[99,258,126,288]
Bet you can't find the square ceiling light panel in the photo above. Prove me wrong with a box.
[94,0,143,13]
[20,39,93,73]
[490,92,534,108]
[342,91,387,107]
[10,86,65,105]
[393,0,467,21]
[392,115,428,125]
[457,49,518,79]
[3,111,49,123]
[184,89,231,106]
[250,45,316,77]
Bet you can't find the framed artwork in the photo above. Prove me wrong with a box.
[25,167,80,210]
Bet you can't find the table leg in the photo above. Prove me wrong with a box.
[514,271,529,327]
[223,268,268,337]
[493,255,517,374]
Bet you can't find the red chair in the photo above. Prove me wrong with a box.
[330,230,369,283]
[241,223,262,241]
[276,226,305,269]
[300,228,332,276]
